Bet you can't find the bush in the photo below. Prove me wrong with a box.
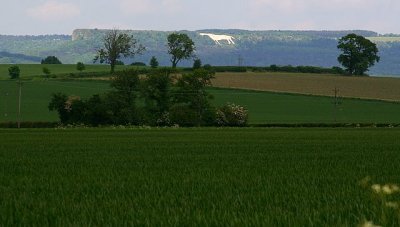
[149,56,159,68]
[76,62,85,71]
[8,65,20,79]
[193,59,202,69]
[42,67,51,76]
[41,56,62,64]
[169,105,198,127]
[131,62,146,66]
[216,103,248,127]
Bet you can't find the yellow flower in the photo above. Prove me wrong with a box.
[385,202,399,209]
[360,220,382,227]
[382,184,400,195]
[371,184,382,193]
[361,221,382,227]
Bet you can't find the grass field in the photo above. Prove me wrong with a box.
[0,128,399,225]
[1,80,399,123]
[212,72,400,102]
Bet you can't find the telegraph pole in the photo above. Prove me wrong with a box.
[4,92,8,117]
[17,80,22,129]
[333,87,340,123]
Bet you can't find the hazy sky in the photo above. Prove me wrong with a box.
[1,0,399,35]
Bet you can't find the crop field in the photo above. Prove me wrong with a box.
[0,128,400,225]
[1,80,400,124]
[212,72,400,102]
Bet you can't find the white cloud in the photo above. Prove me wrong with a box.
[27,1,80,21]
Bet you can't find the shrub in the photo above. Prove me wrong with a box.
[216,103,248,127]
[149,56,159,68]
[42,67,51,76]
[76,62,85,71]
[203,64,212,71]
[8,65,20,79]
[41,56,62,64]
[131,62,146,66]
[169,105,198,127]
[193,59,202,69]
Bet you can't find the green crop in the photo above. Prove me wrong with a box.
[0,128,399,225]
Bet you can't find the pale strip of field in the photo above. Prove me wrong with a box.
[367,37,400,42]
[212,72,400,102]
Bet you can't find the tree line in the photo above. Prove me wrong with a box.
[49,68,248,127]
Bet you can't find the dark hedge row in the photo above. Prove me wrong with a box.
[182,65,346,74]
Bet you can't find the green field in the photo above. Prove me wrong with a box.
[1,128,399,225]
[0,80,400,124]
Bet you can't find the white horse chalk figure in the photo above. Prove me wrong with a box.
[199,33,235,45]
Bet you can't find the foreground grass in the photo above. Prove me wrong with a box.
[0,128,400,225]
[1,80,399,124]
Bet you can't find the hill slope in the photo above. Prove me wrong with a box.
[1,29,400,75]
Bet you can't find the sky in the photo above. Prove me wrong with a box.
[1,0,399,35]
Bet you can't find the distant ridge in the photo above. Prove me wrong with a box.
[71,29,379,41]
[1,29,400,76]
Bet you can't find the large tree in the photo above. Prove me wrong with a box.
[337,33,380,76]
[94,29,145,73]
[167,33,195,68]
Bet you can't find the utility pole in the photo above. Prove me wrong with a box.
[17,80,22,129]
[4,92,8,117]
[333,87,340,123]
